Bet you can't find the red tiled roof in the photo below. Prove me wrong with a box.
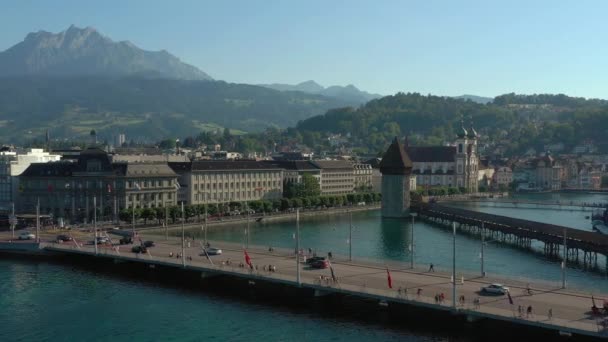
[379,137,413,174]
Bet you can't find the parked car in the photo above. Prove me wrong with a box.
[481,284,509,295]
[311,259,329,269]
[18,232,35,240]
[132,245,147,254]
[56,234,72,242]
[143,240,155,247]
[306,256,326,265]
[119,237,133,245]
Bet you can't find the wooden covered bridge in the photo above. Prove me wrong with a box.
[414,204,608,271]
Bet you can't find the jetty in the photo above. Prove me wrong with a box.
[2,229,608,340]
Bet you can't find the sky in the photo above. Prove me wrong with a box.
[1,0,607,98]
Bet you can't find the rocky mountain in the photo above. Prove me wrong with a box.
[259,80,382,104]
[0,25,212,80]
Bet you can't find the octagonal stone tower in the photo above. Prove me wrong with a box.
[379,137,413,218]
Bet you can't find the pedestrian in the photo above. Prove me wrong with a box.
[308,247,312,254]
[328,251,333,259]
[417,288,422,298]
[527,305,532,318]
[398,287,402,297]
[440,293,445,303]
[434,294,439,304]
[548,308,553,320]
[518,305,522,317]
[429,263,435,272]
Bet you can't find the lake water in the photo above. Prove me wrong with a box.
[3,192,608,341]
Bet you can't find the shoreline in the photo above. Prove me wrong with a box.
[139,204,381,233]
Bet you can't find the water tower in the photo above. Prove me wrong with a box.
[379,137,413,218]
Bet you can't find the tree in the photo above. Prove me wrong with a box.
[295,173,321,197]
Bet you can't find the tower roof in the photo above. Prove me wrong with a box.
[379,137,413,175]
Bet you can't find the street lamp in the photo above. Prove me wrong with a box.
[410,212,417,269]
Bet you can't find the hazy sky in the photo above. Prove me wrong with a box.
[1,0,606,98]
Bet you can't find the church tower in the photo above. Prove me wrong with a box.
[379,137,413,218]
[455,118,469,190]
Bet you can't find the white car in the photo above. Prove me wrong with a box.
[202,247,222,256]
[481,283,509,295]
[18,232,36,240]
[95,236,109,244]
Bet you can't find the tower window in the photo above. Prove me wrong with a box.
[458,144,463,153]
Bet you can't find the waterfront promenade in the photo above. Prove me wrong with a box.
[7,230,607,339]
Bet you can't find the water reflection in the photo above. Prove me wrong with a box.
[379,218,410,259]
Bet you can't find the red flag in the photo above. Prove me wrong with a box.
[244,249,252,268]
[386,268,393,289]
[507,291,514,305]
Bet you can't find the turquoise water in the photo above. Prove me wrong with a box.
[0,258,446,342]
[193,192,608,293]
[3,192,608,341]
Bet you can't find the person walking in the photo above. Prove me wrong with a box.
[548,308,553,320]
[527,305,533,318]
[428,263,435,272]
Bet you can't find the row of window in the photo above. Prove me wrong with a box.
[193,181,280,191]
[128,192,173,202]
[193,190,280,201]
[127,179,173,188]
[192,172,281,181]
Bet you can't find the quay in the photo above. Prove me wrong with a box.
[416,204,608,271]
[1,230,608,340]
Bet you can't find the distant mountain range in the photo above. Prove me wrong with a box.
[0,25,212,80]
[259,80,382,104]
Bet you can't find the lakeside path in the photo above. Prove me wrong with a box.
[7,229,608,339]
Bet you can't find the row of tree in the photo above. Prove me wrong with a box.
[118,192,381,225]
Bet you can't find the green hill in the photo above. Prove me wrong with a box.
[0,77,351,143]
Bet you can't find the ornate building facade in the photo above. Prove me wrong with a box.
[409,121,479,193]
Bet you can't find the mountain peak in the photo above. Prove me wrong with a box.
[0,25,212,80]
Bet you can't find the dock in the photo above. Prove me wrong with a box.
[3,229,608,340]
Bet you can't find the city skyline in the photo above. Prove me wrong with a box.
[1,0,607,98]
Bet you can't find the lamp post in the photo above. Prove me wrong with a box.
[296,208,301,286]
[349,210,353,262]
[481,222,485,277]
[10,202,15,238]
[562,228,567,289]
[36,197,40,244]
[410,212,417,269]
[93,196,98,255]
[181,202,186,268]
[452,221,457,309]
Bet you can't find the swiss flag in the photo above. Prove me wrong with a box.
[244,249,252,268]
[386,268,393,289]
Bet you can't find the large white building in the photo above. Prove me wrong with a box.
[0,148,61,211]
[408,122,479,192]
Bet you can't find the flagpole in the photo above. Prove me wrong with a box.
[181,202,186,268]
[481,222,485,277]
[296,208,301,286]
[452,221,456,309]
[94,196,98,255]
[165,205,168,240]
[410,212,416,269]
[246,201,250,249]
[132,202,135,239]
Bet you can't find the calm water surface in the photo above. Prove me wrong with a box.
[3,192,608,341]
